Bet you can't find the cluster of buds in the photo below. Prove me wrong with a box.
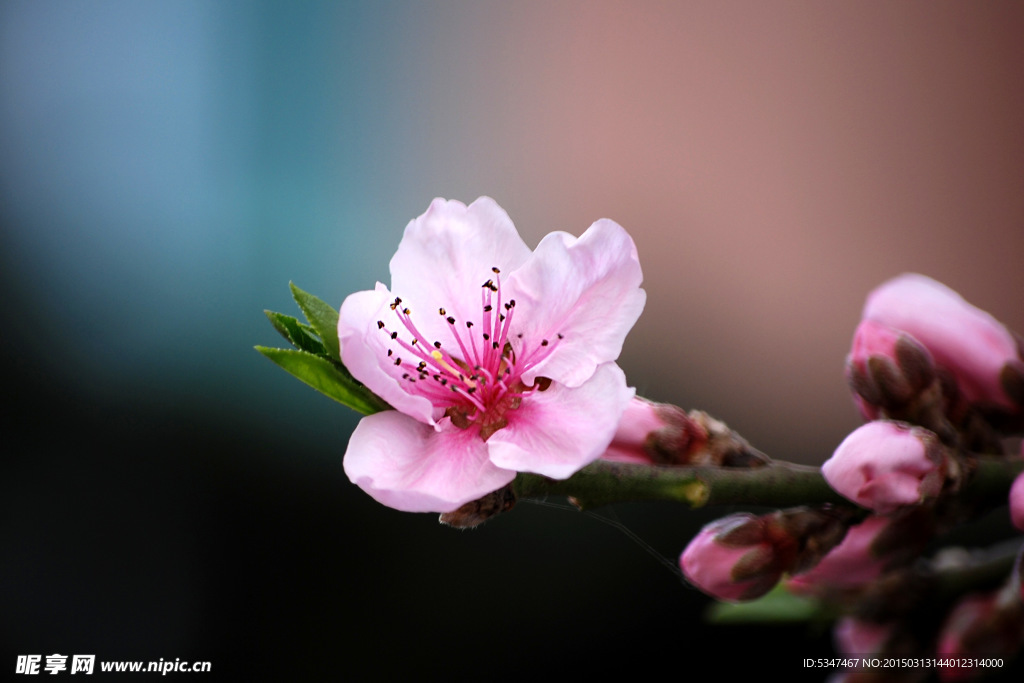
[826,547,1024,683]
[820,276,1024,678]
[677,274,1024,679]
[846,274,1024,450]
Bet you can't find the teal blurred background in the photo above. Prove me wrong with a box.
[2,1,1023,679]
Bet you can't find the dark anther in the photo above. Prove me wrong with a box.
[439,307,446,315]
[492,266,500,274]
[482,333,490,341]
[377,321,385,329]
[466,321,474,328]
[390,331,398,340]
[387,349,393,357]
[446,316,456,325]
[433,341,442,348]
[483,305,493,312]
[541,339,549,346]
[394,358,402,365]
[557,333,564,339]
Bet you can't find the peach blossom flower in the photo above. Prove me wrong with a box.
[338,197,645,512]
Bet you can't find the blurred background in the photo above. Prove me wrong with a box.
[2,1,1022,679]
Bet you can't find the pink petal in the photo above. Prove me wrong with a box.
[505,219,645,388]
[343,410,516,513]
[485,362,633,479]
[386,197,533,348]
[338,284,438,425]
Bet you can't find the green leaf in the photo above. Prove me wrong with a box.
[706,585,824,624]
[264,310,327,356]
[255,346,390,415]
[289,282,341,363]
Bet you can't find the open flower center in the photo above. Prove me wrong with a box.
[376,267,562,440]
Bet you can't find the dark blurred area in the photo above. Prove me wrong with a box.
[2,1,1023,680]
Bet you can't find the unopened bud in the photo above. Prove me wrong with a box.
[1010,470,1024,533]
[822,421,958,514]
[788,516,893,593]
[680,507,846,602]
[863,274,1023,415]
[601,397,768,467]
[846,319,939,420]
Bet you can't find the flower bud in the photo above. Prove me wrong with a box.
[680,508,847,602]
[846,319,937,422]
[600,397,688,465]
[788,516,893,592]
[1010,470,1024,533]
[822,421,957,514]
[863,274,1024,414]
[601,397,768,467]
[680,514,783,602]
[789,508,937,597]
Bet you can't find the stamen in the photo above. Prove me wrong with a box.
[380,267,559,435]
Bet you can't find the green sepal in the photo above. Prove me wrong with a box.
[264,310,326,356]
[289,282,342,363]
[706,584,824,624]
[255,347,390,415]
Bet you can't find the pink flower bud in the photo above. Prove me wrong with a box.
[601,397,768,467]
[822,421,955,514]
[600,397,685,465]
[679,513,786,602]
[788,516,893,592]
[1010,471,1024,532]
[846,318,936,421]
[863,274,1024,413]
